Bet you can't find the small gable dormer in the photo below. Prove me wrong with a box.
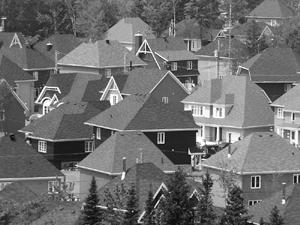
[9,33,22,48]
[100,76,123,105]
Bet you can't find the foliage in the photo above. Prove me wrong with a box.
[81,176,102,225]
[123,183,139,225]
[220,185,250,225]
[220,0,249,23]
[259,217,266,225]
[269,206,284,225]
[144,189,155,225]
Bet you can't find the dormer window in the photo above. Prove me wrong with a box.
[85,140,94,153]
[213,107,225,118]
[171,62,177,71]
[187,61,193,70]
[105,68,112,78]
[38,140,47,153]
[110,94,118,105]
[276,108,283,119]
[157,132,165,144]
[191,105,203,117]
[162,97,168,104]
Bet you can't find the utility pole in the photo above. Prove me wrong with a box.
[228,3,232,76]
[172,0,177,37]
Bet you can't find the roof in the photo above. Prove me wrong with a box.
[156,50,198,61]
[0,135,63,179]
[241,47,300,82]
[0,32,26,48]
[78,131,176,174]
[19,101,110,141]
[202,132,300,174]
[248,184,300,225]
[195,37,249,59]
[86,94,198,131]
[146,37,187,52]
[271,83,300,111]
[58,40,146,68]
[231,21,274,37]
[34,34,82,61]
[182,75,274,128]
[0,182,39,203]
[105,17,155,44]
[247,0,295,19]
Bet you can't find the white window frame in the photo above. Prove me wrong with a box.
[105,68,112,78]
[85,140,94,153]
[293,174,300,184]
[248,200,262,206]
[291,112,295,122]
[251,175,261,189]
[187,61,193,70]
[277,128,283,137]
[110,94,118,105]
[48,180,59,193]
[157,132,165,144]
[277,108,283,119]
[162,97,169,104]
[214,107,224,118]
[0,109,5,121]
[38,140,47,153]
[192,105,203,117]
[96,128,101,140]
[171,62,177,71]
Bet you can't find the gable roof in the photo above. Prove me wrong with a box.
[86,94,198,131]
[146,37,187,52]
[19,101,110,141]
[34,34,82,61]
[155,50,198,61]
[247,0,295,19]
[105,17,155,44]
[202,132,300,174]
[182,75,274,128]
[58,40,146,68]
[240,47,300,82]
[231,21,274,37]
[248,184,300,225]
[78,131,176,174]
[0,135,63,179]
[271,83,300,111]
[0,32,26,48]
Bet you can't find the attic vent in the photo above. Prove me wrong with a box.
[106,40,110,44]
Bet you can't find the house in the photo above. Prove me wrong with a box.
[135,36,200,84]
[85,94,199,165]
[0,55,35,113]
[77,131,176,199]
[246,0,296,26]
[96,162,200,223]
[0,79,29,136]
[237,47,300,101]
[195,37,249,82]
[271,83,300,147]
[202,132,300,208]
[34,34,82,61]
[105,17,155,51]
[248,184,300,225]
[181,75,274,147]
[0,134,64,195]
[57,40,146,74]
[18,101,110,170]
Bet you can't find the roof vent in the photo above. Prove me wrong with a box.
[46,41,53,51]
[9,133,15,141]
[106,39,110,45]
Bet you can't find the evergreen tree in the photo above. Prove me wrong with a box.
[259,217,265,225]
[161,168,194,225]
[81,176,102,225]
[144,189,155,225]
[220,185,250,225]
[123,184,139,225]
[196,171,216,225]
[269,206,284,225]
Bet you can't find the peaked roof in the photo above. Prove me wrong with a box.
[19,101,110,141]
[156,50,198,61]
[105,17,155,44]
[78,131,176,174]
[182,75,274,128]
[86,94,198,131]
[240,47,300,82]
[34,34,82,61]
[0,135,63,179]
[231,21,274,37]
[248,184,300,225]
[247,0,295,19]
[0,32,26,48]
[202,132,300,174]
[58,40,146,68]
[271,83,300,111]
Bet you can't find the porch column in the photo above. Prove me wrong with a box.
[216,126,220,142]
[202,125,206,141]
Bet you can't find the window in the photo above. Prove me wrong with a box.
[171,62,177,71]
[291,113,295,122]
[291,131,295,140]
[192,105,203,117]
[105,68,112,78]
[157,132,165,144]
[214,107,224,118]
[0,110,5,121]
[251,176,261,189]
[187,61,193,70]
[162,97,168,104]
[48,180,59,193]
[248,200,262,206]
[110,94,118,105]
[85,141,94,153]
[293,174,300,184]
[96,128,101,140]
[277,128,283,137]
[38,140,47,153]
[277,108,283,119]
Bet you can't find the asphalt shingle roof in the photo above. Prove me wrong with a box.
[202,132,300,174]
[271,83,300,111]
[0,32,26,48]
[182,75,274,128]
[78,131,176,174]
[147,37,187,52]
[0,135,63,178]
[231,21,274,37]
[156,50,198,61]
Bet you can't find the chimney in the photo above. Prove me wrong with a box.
[46,42,53,51]
[121,157,126,180]
[0,17,6,32]
[282,182,286,205]
[134,32,143,54]
[9,133,15,141]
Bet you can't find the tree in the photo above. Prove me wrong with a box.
[269,206,284,225]
[81,177,102,225]
[196,171,216,225]
[144,189,155,225]
[220,0,249,23]
[161,168,194,225]
[246,20,268,57]
[259,217,266,225]
[220,185,250,225]
[123,183,139,225]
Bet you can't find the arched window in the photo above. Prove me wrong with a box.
[43,99,51,115]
